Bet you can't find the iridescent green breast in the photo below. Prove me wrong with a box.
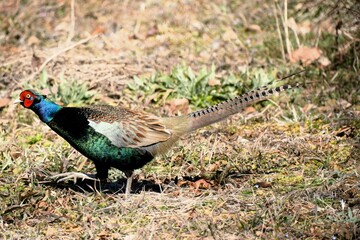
[47,107,154,171]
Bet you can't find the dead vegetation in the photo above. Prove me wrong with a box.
[0,0,359,239]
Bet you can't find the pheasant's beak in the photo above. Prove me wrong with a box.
[14,99,23,104]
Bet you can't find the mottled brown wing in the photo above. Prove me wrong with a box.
[85,105,172,148]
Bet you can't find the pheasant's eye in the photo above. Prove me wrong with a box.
[26,94,31,99]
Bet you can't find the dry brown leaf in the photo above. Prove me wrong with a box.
[0,98,10,108]
[318,56,331,67]
[245,24,262,32]
[165,98,189,115]
[91,26,106,35]
[146,25,159,38]
[45,226,57,236]
[254,181,272,188]
[208,78,221,86]
[337,99,351,109]
[38,201,48,209]
[244,106,256,114]
[31,53,43,70]
[27,35,40,46]
[62,222,83,233]
[10,151,22,159]
[208,161,221,172]
[66,225,83,233]
[289,46,322,65]
[191,179,211,192]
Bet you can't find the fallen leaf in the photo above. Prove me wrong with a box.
[165,98,189,115]
[27,35,40,46]
[146,25,159,38]
[91,26,106,35]
[65,225,82,233]
[208,162,221,171]
[62,222,83,233]
[45,226,57,236]
[38,201,48,209]
[208,78,221,86]
[245,24,261,32]
[170,190,180,197]
[10,151,22,159]
[337,99,351,109]
[191,179,211,192]
[31,53,43,70]
[254,181,273,188]
[244,106,256,114]
[0,98,10,108]
[318,56,331,67]
[289,46,322,65]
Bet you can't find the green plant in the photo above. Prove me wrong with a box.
[23,70,95,105]
[56,74,95,105]
[128,64,280,109]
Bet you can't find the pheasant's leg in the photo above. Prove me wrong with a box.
[124,170,134,196]
[94,161,110,181]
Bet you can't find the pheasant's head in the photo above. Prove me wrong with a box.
[17,90,46,109]
[17,90,60,123]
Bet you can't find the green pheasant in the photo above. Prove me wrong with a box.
[17,82,298,194]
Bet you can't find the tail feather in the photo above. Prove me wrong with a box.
[187,82,299,131]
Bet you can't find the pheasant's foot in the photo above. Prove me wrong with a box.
[50,172,98,183]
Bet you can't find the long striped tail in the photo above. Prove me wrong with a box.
[187,82,299,131]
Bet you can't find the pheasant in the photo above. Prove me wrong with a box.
[17,81,298,195]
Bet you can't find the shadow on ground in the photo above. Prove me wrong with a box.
[40,178,163,194]
[29,169,249,195]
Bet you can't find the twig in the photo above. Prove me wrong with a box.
[273,1,286,61]
[66,0,76,44]
[283,0,292,57]
[289,21,300,48]
[3,204,30,214]
[21,34,99,84]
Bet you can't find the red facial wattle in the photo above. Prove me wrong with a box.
[19,90,36,108]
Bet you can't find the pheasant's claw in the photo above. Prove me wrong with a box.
[50,172,98,183]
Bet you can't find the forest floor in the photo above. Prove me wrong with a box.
[0,0,359,239]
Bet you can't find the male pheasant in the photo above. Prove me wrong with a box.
[17,82,298,194]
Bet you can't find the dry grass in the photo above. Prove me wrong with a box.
[0,0,359,239]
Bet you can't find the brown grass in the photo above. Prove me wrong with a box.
[0,0,359,239]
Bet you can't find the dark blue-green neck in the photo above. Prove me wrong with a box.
[31,98,62,123]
